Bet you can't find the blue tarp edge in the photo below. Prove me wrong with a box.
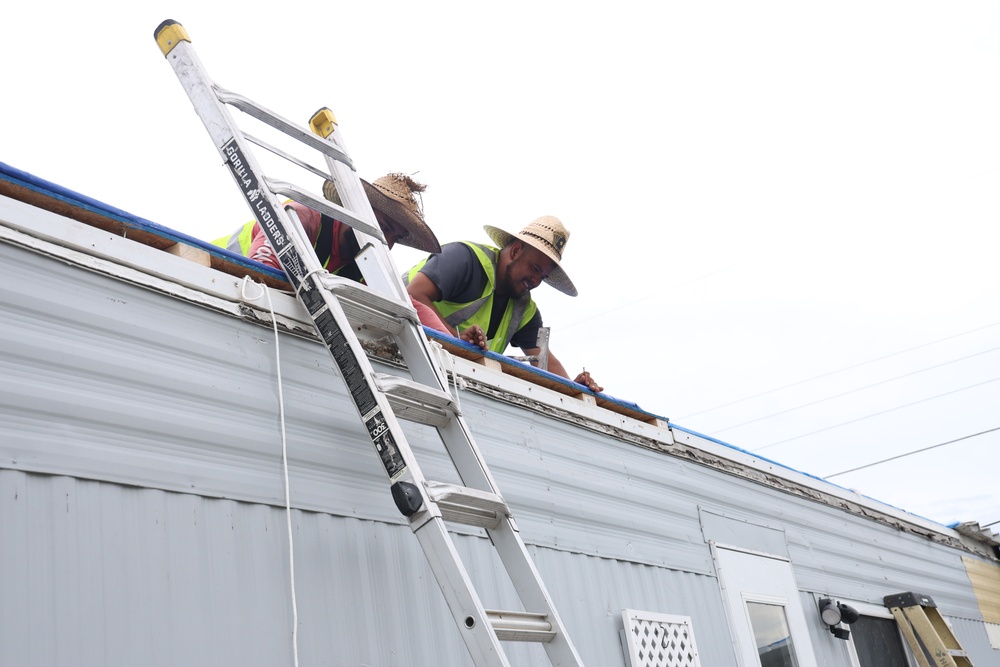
[0,161,286,281]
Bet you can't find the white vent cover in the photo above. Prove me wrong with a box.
[621,609,702,667]
[986,621,1000,650]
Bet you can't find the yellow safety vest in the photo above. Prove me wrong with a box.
[211,214,341,270]
[406,242,538,353]
[211,220,255,256]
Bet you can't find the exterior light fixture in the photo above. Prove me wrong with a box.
[818,597,860,641]
[819,598,841,625]
[837,602,860,625]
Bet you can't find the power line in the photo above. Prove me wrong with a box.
[708,344,1000,436]
[679,319,1000,420]
[825,426,1000,479]
[753,376,1000,452]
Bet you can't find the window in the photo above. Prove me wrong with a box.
[746,601,800,667]
[850,615,909,667]
[839,601,915,667]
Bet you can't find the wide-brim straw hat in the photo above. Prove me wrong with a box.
[323,173,441,253]
[484,216,577,296]
[363,174,441,253]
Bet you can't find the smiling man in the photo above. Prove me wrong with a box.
[405,216,602,392]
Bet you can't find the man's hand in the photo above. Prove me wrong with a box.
[574,370,603,393]
[459,325,488,351]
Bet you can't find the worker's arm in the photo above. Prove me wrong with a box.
[525,348,603,393]
[407,272,450,332]
[407,273,487,349]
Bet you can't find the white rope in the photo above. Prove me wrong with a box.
[239,276,300,667]
[294,267,329,300]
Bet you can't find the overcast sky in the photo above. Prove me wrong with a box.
[5,1,998,529]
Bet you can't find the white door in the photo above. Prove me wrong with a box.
[713,544,818,667]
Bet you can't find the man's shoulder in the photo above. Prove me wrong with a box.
[440,240,496,258]
[422,241,493,302]
[431,241,496,270]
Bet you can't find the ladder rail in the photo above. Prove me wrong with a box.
[309,113,413,303]
[889,607,933,667]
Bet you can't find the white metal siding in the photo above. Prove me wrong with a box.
[0,469,741,666]
[0,218,993,666]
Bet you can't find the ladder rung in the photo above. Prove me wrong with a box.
[214,86,354,168]
[314,275,417,334]
[485,610,555,643]
[243,132,331,180]
[266,177,385,241]
[383,393,451,427]
[374,375,458,411]
[374,374,459,428]
[425,481,509,529]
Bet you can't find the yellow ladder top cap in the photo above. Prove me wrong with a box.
[155,20,190,57]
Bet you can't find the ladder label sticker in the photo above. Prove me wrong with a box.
[314,309,377,413]
[366,412,407,481]
[313,306,407,481]
[221,138,307,281]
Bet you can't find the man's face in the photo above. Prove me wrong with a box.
[375,211,407,248]
[501,242,555,298]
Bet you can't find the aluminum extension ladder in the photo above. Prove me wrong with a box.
[154,20,585,667]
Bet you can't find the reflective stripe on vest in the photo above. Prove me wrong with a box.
[209,213,338,270]
[211,220,255,255]
[405,242,537,353]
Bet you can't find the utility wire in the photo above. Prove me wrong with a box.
[708,344,1000,435]
[825,426,1000,479]
[679,319,1000,420]
[753,376,1000,452]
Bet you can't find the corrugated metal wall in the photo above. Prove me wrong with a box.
[0,229,994,665]
[0,470,740,666]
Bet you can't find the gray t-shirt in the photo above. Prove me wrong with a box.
[418,242,543,350]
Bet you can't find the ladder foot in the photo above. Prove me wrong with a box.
[391,480,423,516]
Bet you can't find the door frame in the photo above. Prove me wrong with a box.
[711,542,818,667]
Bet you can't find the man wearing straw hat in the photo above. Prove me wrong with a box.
[217,172,442,279]
[405,216,602,393]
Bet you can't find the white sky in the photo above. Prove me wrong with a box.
[5,2,998,529]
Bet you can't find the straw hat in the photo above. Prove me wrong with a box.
[484,216,577,296]
[323,173,441,253]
